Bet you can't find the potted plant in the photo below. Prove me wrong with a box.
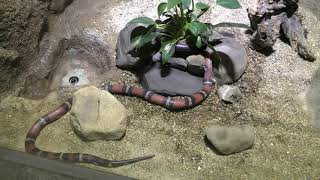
[128,0,241,64]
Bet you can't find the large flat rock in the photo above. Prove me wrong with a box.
[141,63,203,96]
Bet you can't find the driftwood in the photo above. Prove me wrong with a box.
[248,0,316,61]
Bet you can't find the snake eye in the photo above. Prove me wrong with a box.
[69,76,79,85]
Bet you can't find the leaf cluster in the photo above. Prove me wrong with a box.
[129,0,241,64]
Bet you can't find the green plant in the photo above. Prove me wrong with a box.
[128,0,241,64]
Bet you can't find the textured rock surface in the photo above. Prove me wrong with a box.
[281,15,316,60]
[248,0,315,60]
[250,12,287,50]
[0,48,19,64]
[207,36,248,84]
[169,57,188,71]
[218,85,243,103]
[186,55,205,77]
[206,125,255,155]
[20,28,115,98]
[0,0,48,92]
[0,48,20,92]
[0,0,74,93]
[116,23,156,70]
[141,62,203,96]
[152,52,161,62]
[49,0,73,14]
[152,53,188,71]
[70,86,128,141]
[142,35,248,94]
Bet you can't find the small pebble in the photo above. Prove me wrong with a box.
[218,85,243,103]
[186,55,205,76]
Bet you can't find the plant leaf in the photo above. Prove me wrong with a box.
[196,36,202,48]
[182,0,192,9]
[216,0,241,9]
[140,32,159,47]
[128,17,155,27]
[190,13,197,21]
[130,26,148,47]
[160,41,176,64]
[167,0,182,11]
[130,26,158,48]
[131,34,144,48]
[138,26,159,48]
[187,21,208,36]
[158,3,167,17]
[195,2,210,10]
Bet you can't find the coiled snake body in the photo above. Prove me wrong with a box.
[25,55,214,167]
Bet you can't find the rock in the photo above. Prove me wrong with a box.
[217,85,243,103]
[169,57,188,71]
[0,48,19,64]
[0,0,48,54]
[116,23,156,70]
[206,25,225,44]
[0,48,20,92]
[49,0,73,14]
[186,55,205,76]
[281,15,316,61]
[250,12,287,50]
[206,36,248,84]
[247,0,298,29]
[70,86,128,141]
[0,0,49,92]
[152,52,161,62]
[140,62,203,96]
[152,53,188,71]
[248,0,314,61]
[205,125,255,155]
[20,28,115,98]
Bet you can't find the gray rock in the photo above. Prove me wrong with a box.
[169,57,188,71]
[152,52,161,62]
[248,0,315,61]
[250,12,287,50]
[206,25,225,44]
[281,15,316,61]
[217,85,243,103]
[205,125,255,155]
[152,52,188,71]
[141,62,203,96]
[206,37,248,84]
[70,86,128,141]
[247,0,298,30]
[186,55,205,76]
[116,23,156,69]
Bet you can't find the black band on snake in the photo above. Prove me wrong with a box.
[25,51,215,167]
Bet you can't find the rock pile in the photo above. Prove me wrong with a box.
[248,0,316,61]
[116,24,248,96]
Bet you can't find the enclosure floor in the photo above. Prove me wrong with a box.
[0,0,320,179]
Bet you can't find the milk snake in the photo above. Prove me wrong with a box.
[25,51,215,168]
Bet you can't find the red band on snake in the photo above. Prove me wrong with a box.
[25,56,214,167]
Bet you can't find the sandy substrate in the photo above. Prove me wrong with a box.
[1,0,320,179]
